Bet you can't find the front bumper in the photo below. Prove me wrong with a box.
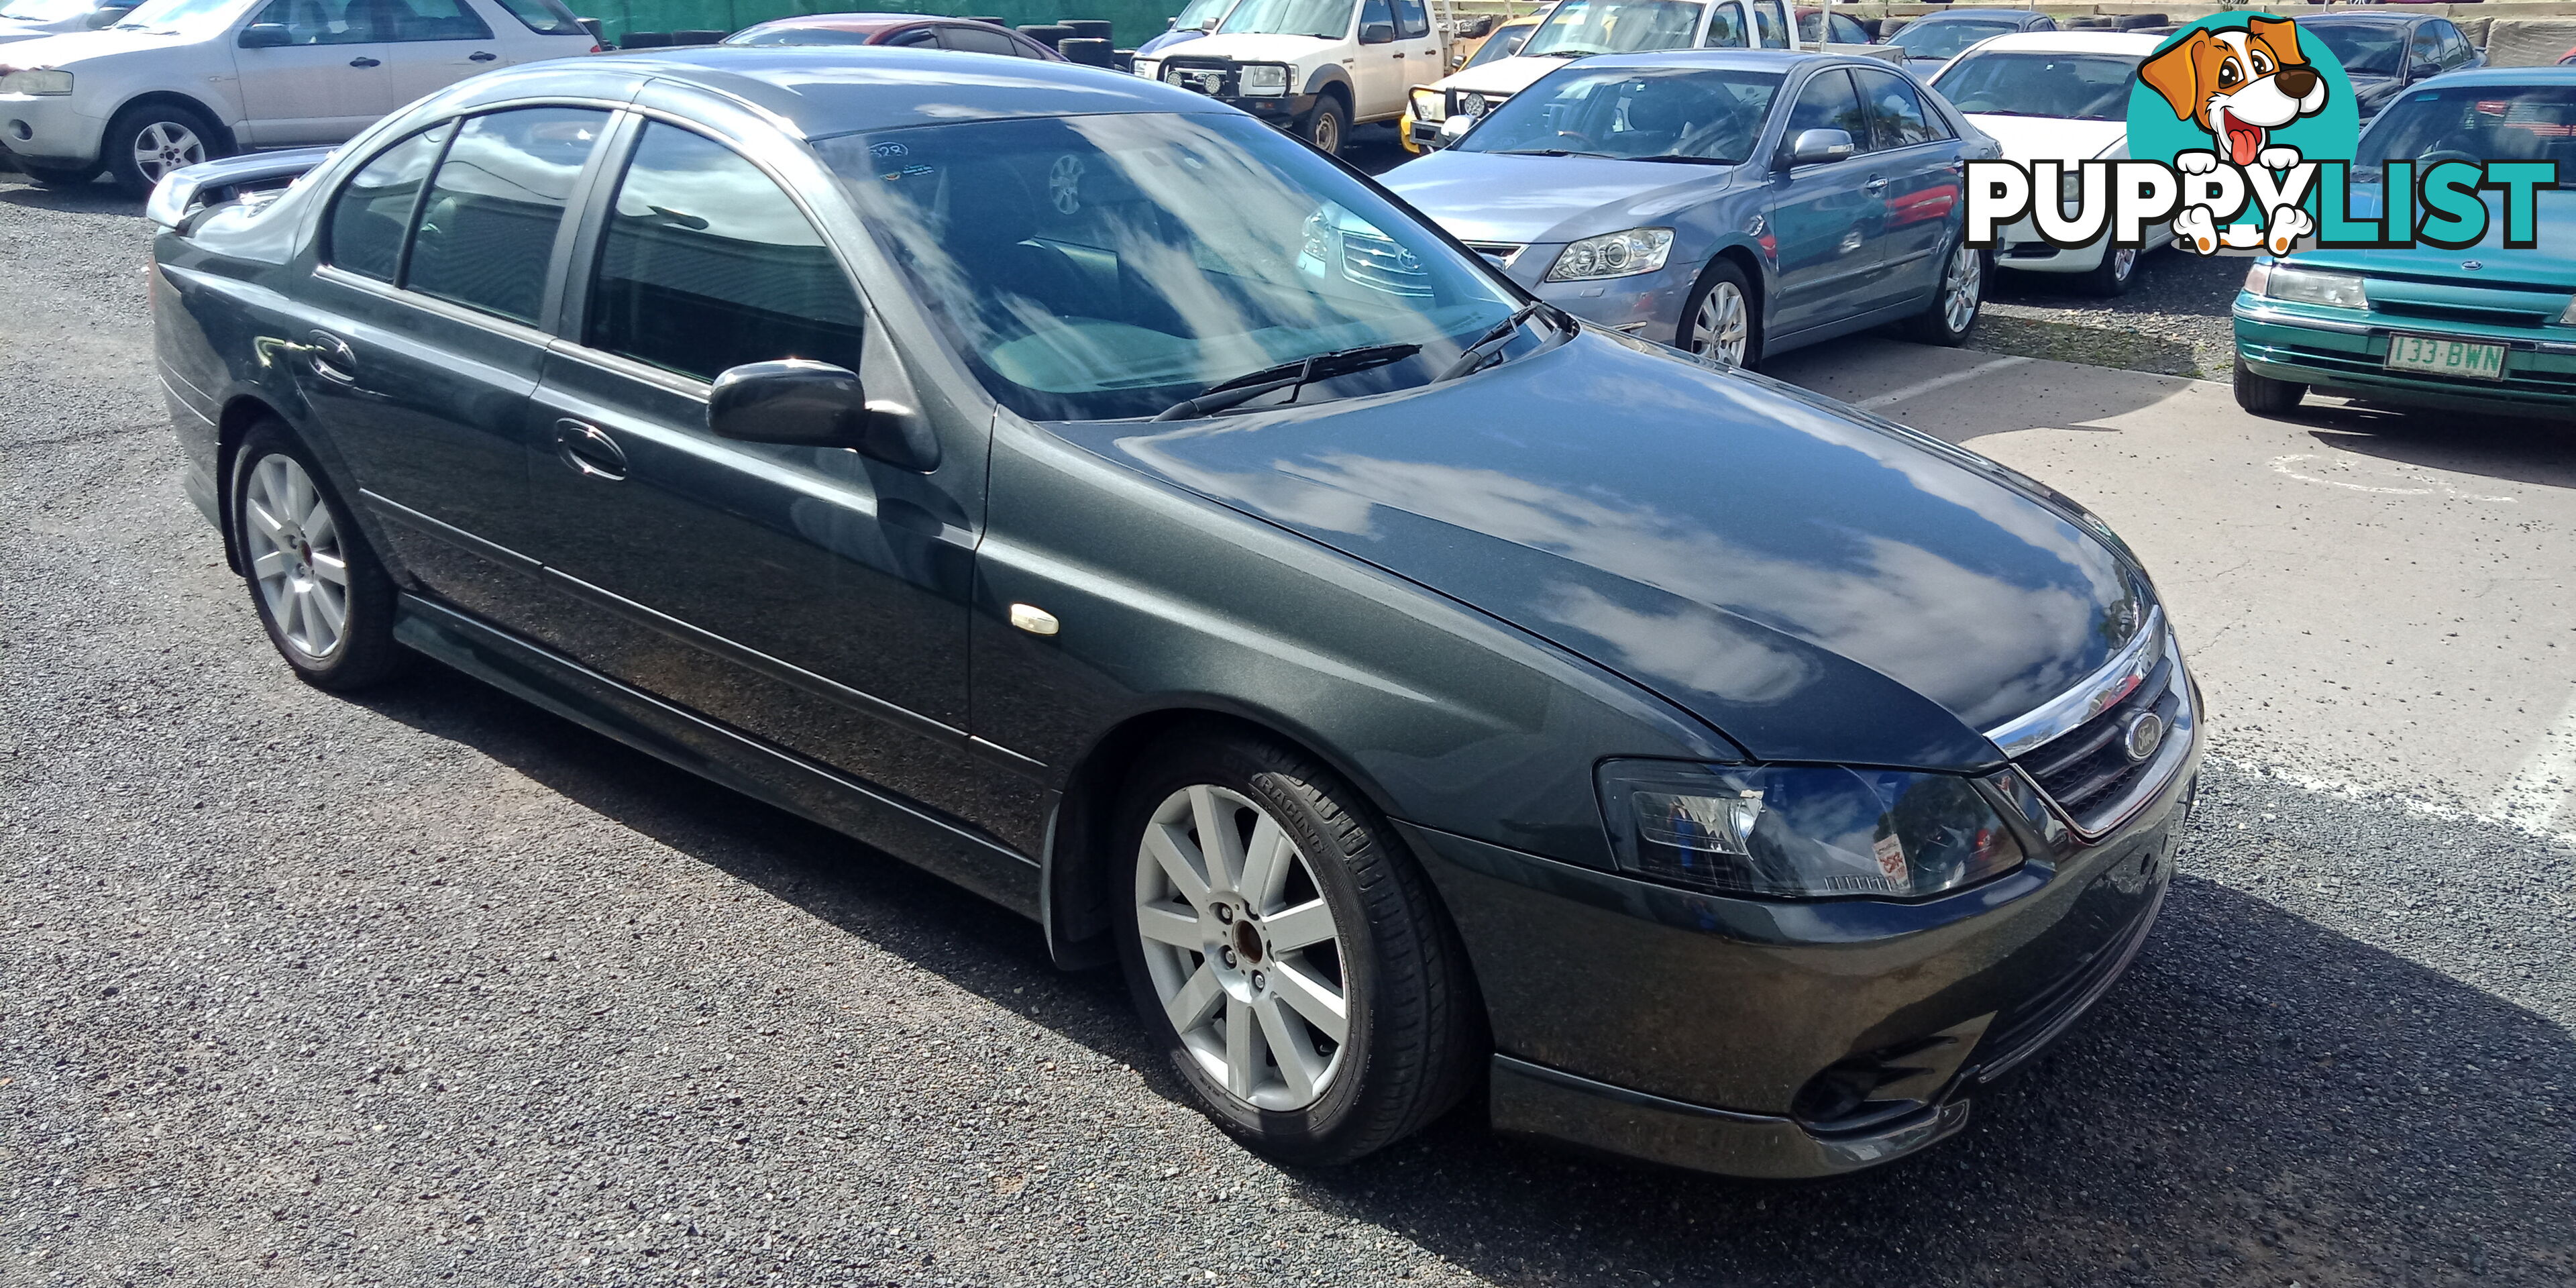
[2235,297,2576,417]
[1400,707,2196,1178]
[0,91,103,168]
[1991,215,2110,274]
[1519,256,1697,342]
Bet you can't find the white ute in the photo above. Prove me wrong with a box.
[1407,0,1797,152]
[1133,0,1462,155]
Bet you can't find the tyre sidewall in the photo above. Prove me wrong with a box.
[229,422,400,689]
[1301,97,1347,156]
[105,103,221,197]
[1112,735,1383,1160]
[1679,259,1759,367]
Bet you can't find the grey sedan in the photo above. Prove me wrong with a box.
[1383,50,2000,366]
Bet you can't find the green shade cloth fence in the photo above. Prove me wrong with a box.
[572,0,1189,49]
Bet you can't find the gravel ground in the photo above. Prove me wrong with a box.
[1976,248,2253,381]
[6,170,2573,1288]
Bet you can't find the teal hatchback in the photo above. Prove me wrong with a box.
[2233,68,2576,420]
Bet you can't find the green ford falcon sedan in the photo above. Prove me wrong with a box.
[2232,68,2576,420]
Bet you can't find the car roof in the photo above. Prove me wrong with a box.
[565,46,1218,138]
[1548,48,1875,75]
[1910,9,2041,21]
[1964,31,2163,55]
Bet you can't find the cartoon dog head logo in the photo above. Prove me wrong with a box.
[2139,16,2328,167]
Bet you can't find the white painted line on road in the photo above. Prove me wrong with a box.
[2269,453,2518,503]
[1856,356,2032,410]
[2490,690,2576,837]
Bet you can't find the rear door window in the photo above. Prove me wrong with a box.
[1395,0,1428,39]
[376,0,491,41]
[325,123,449,282]
[485,0,584,35]
[405,106,610,324]
[249,0,371,44]
[940,22,1021,54]
[1752,0,1786,48]
[583,122,867,383]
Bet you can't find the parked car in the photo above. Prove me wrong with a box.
[1131,0,1451,154]
[0,0,133,44]
[2292,11,2482,121]
[1405,0,1795,153]
[1932,30,2175,296]
[1882,7,2053,77]
[1397,4,1548,154]
[1389,49,2000,366]
[0,0,595,193]
[2233,67,2576,420]
[722,11,1065,60]
[149,46,2192,1179]
[1134,0,1239,57]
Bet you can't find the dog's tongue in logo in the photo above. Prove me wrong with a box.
[2215,107,2263,167]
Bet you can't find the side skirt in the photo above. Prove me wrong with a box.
[393,593,1042,920]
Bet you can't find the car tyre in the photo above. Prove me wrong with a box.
[103,101,225,197]
[1903,241,1987,345]
[2233,357,2306,416]
[1114,728,1480,1166]
[1299,95,1348,156]
[2080,244,2142,298]
[1678,259,1760,367]
[229,421,407,691]
[15,159,101,187]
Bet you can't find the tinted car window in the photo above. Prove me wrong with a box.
[1935,52,2137,121]
[1459,66,1782,162]
[325,123,448,282]
[941,23,1022,54]
[2407,23,2441,74]
[1360,0,1390,34]
[1397,0,1428,38]
[380,0,492,42]
[1856,68,1947,148]
[1703,3,1745,48]
[1784,67,1866,154]
[488,0,584,35]
[1752,0,1785,48]
[885,24,938,46]
[407,107,608,325]
[586,123,867,383]
[2357,83,2576,178]
[2304,22,2403,78]
[250,0,370,46]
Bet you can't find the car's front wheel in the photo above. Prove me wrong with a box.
[1904,241,1987,345]
[1299,95,1347,156]
[2081,244,2142,298]
[1116,729,1479,1165]
[2233,356,2306,416]
[103,101,224,197]
[229,422,406,690]
[1678,260,1759,367]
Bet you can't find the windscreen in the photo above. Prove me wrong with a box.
[1218,0,1350,39]
[1521,0,1707,57]
[816,113,1519,421]
[1888,17,2017,61]
[1462,21,1534,68]
[2356,84,2576,181]
[1935,52,2140,121]
[1458,67,1782,163]
[2303,22,2406,78]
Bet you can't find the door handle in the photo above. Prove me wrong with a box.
[1863,176,1890,195]
[348,56,380,67]
[306,330,357,382]
[468,50,496,61]
[553,419,629,481]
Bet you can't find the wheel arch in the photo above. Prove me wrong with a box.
[1683,241,1768,352]
[1300,64,1352,111]
[1038,699,1426,973]
[105,91,240,157]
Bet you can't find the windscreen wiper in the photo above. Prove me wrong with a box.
[1152,343,1424,421]
[1436,301,1557,382]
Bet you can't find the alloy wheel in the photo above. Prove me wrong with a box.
[1692,281,1750,364]
[241,453,350,660]
[1941,245,1982,335]
[1134,784,1350,1110]
[2108,246,2138,283]
[132,120,205,182]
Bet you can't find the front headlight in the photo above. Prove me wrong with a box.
[1598,761,2027,900]
[2255,263,2367,310]
[0,68,72,95]
[1133,58,1161,80]
[1544,227,1673,282]
[1410,86,1445,123]
[1239,62,1288,96]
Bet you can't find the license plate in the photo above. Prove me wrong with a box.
[2383,333,2506,381]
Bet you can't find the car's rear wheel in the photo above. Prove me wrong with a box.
[2080,244,2141,298]
[1903,241,1986,345]
[2233,357,2306,416]
[1115,729,1479,1165]
[1678,260,1758,367]
[229,422,406,691]
[103,102,223,197]
[1299,95,1347,156]
[14,160,100,187]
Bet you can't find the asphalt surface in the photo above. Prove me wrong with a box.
[5,167,2573,1288]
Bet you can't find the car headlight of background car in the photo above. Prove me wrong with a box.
[0,68,72,95]
[1133,57,1161,80]
[1238,62,1289,97]
[2245,260,2367,310]
[1544,227,1673,282]
[1598,760,2029,900]
[1410,86,1446,123]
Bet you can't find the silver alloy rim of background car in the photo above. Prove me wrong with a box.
[133,121,205,182]
[2109,247,2139,282]
[241,453,351,661]
[1942,246,1982,334]
[1693,281,1750,365]
[1134,784,1350,1111]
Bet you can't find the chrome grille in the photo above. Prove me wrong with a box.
[1992,611,2194,837]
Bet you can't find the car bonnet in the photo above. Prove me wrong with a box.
[1069,329,2146,770]
[1381,150,1741,246]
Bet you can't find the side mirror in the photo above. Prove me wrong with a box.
[708,360,939,472]
[1435,113,1474,148]
[237,22,291,47]
[85,6,133,29]
[1782,127,1855,168]
[1359,21,1395,44]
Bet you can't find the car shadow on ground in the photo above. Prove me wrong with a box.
[0,172,138,214]
[2295,408,2576,492]
[355,659,2575,1288]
